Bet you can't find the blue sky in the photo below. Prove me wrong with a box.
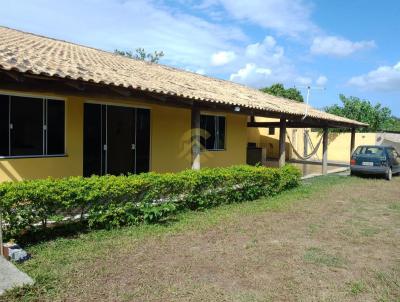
[1,0,400,115]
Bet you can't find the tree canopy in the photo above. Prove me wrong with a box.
[260,83,304,102]
[114,48,164,63]
[325,94,399,132]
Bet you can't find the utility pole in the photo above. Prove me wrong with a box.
[294,85,326,120]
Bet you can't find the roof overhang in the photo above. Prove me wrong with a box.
[0,69,368,130]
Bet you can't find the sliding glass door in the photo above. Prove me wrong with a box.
[83,103,150,177]
[106,105,135,175]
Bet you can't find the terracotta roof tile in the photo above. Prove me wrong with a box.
[0,26,366,127]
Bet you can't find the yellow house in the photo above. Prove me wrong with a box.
[0,27,366,182]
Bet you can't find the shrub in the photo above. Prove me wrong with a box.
[0,165,301,240]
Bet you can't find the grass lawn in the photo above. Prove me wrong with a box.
[2,174,400,302]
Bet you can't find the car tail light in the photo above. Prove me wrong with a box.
[350,159,356,165]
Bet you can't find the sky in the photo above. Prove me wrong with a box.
[1,0,400,115]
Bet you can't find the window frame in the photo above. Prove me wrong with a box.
[46,99,66,155]
[268,127,275,135]
[200,113,226,152]
[0,91,66,159]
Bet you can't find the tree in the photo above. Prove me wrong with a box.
[386,116,400,132]
[260,83,304,102]
[114,48,164,63]
[325,94,398,132]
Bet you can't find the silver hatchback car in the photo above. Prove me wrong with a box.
[350,145,400,180]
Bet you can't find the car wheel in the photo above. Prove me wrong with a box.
[386,168,392,181]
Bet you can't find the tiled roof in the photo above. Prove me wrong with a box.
[0,26,367,127]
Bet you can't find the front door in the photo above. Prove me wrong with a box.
[83,103,150,176]
[106,105,135,175]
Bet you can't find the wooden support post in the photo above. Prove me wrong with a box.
[191,107,201,170]
[303,129,308,158]
[279,117,286,168]
[350,128,356,161]
[322,127,329,175]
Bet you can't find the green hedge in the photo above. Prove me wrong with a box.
[0,165,301,239]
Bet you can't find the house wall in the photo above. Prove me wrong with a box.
[296,131,376,162]
[0,90,248,181]
[247,116,376,163]
[202,113,247,168]
[247,117,291,160]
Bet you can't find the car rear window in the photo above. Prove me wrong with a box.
[354,146,384,156]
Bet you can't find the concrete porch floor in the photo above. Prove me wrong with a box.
[265,159,349,179]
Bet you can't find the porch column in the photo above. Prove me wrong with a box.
[303,129,308,157]
[191,107,201,170]
[322,127,329,174]
[350,128,356,160]
[278,117,286,168]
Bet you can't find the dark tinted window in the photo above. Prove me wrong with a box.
[200,115,225,150]
[268,127,275,135]
[217,115,225,149]
[0,95,9,156]
[135,108,150,173]
[47,99,65,154]
[83,103,103,177]
[1,95,65,157]
[106,105,135,175]
[10,96,43,156]
[200,116,207,149]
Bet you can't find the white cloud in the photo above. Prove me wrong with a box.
[195,68,206,75]
[229,35,315,88]
[296,76,312,86]
[348,61,400,91]
[1,0,246,71]
[316,75,328,86]
[211,51,236,66]
[203,0,316,36]
[230,63,271,82]
[310,36,375,57]
[245,36,284,62]
[1,0,333,92]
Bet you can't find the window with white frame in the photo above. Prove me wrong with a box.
[0,94,65,157]
[200,114,226,150]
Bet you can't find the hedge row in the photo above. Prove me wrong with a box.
[0,165,301,239]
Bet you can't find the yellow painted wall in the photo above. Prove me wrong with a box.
[247,117,291,159]
[202,113,247,168]
[296,130,376,162]
[247,116,377,163]
[0,90,248,181]
[150,105,191,173]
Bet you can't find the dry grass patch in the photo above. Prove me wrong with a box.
[1,175,400,302]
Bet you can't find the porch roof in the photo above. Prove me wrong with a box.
[0,26,367,128]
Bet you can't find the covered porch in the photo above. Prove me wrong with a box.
[247,118,365,175]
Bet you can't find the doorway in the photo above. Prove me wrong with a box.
[83,103,150,176]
